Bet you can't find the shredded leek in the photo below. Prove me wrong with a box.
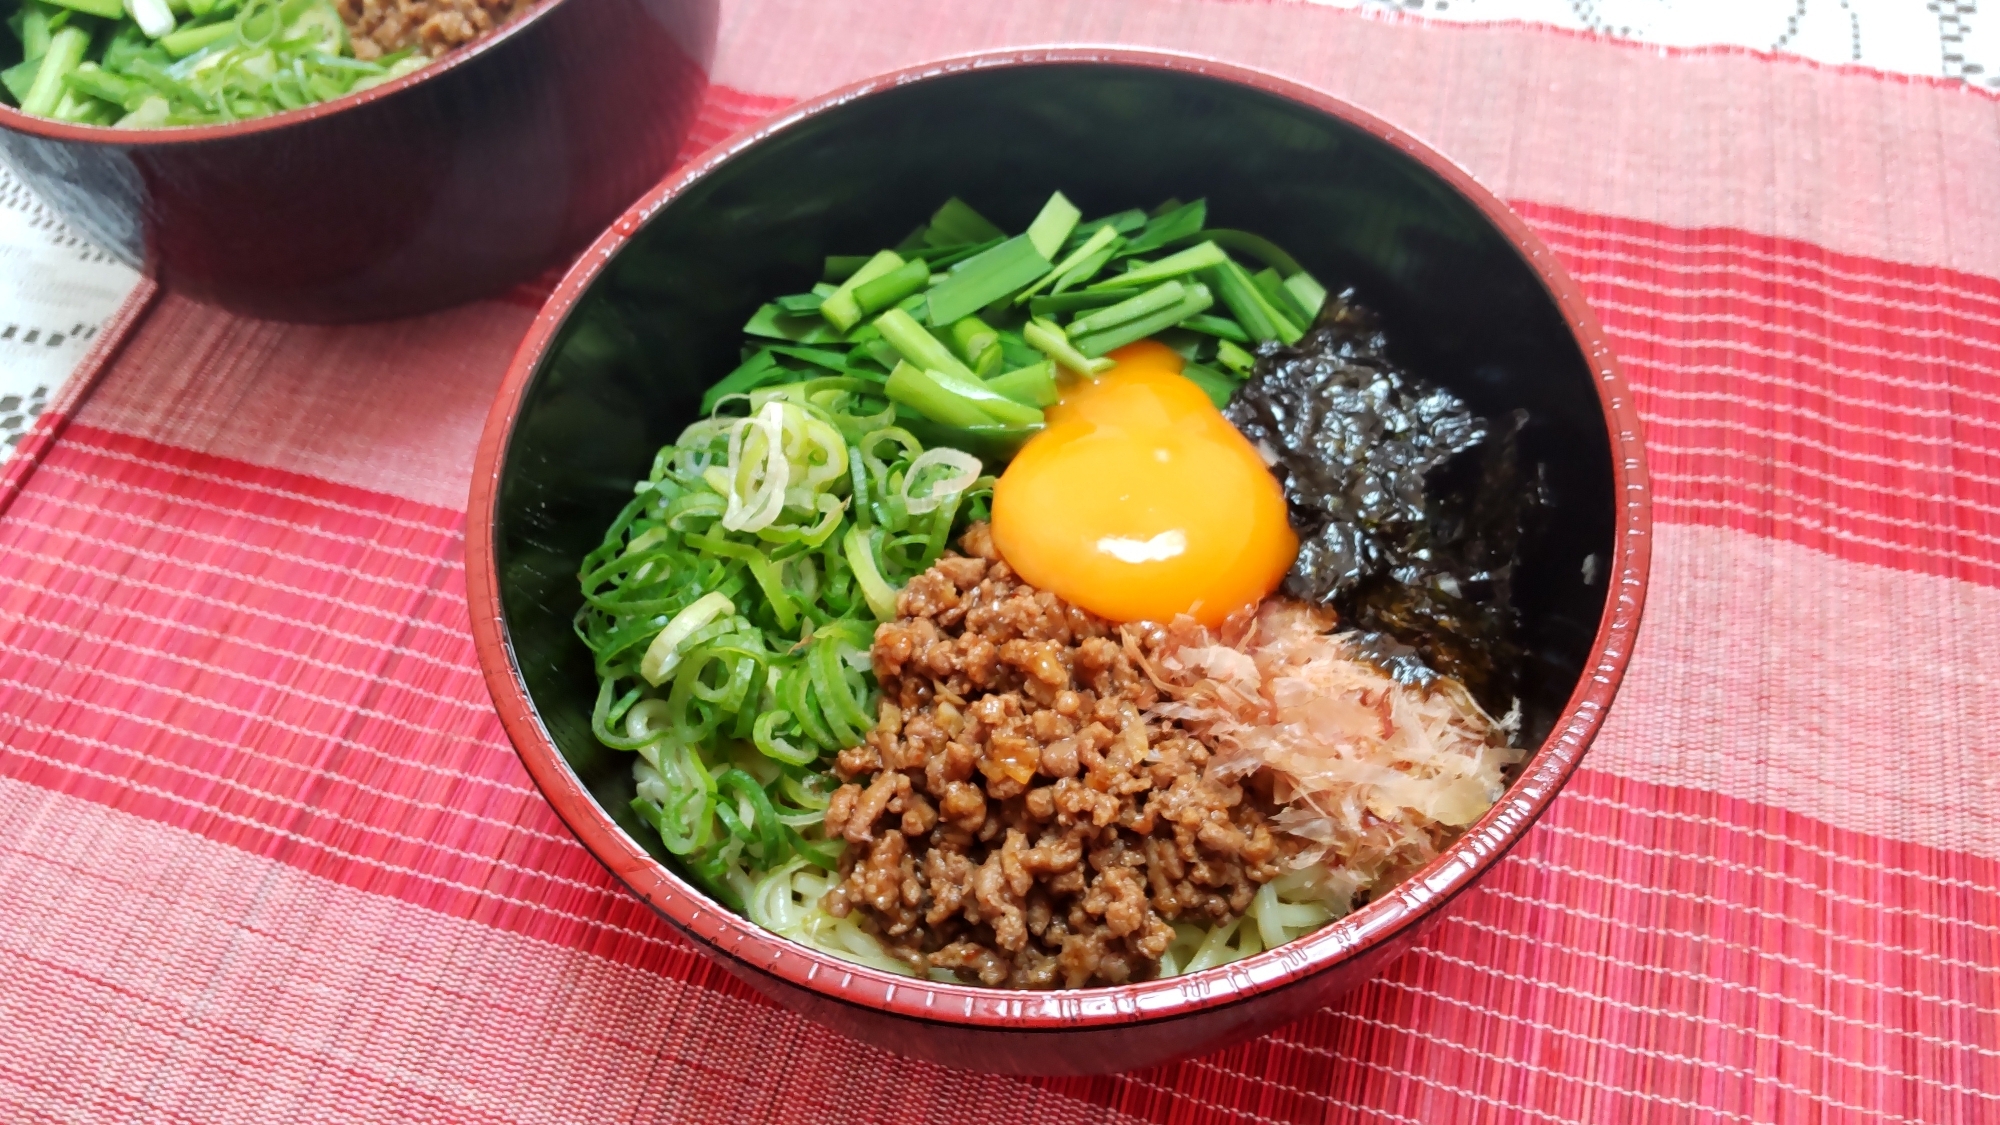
[580,377,991,909]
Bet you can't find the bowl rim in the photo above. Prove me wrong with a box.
[0,0,564,145]
[466,45,1653,1032]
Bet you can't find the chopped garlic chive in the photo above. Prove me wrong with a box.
[1179,313,1251,343]
[922,197,1005,247]
[948,316,1002,376]
[699,348,782,415]
[985,361,1058,408]
[1028,288,1141,317]
[1025,191,1081,259]
[772,292,824,315]
[1015,223,1119,305]
[1071,209,1147,240]
[884,362,996,429]
[1283,271,1328,321]
[874,307,977,383]
[924,235,1050,326]
[823,255,870,283]
[819,249,904,332]
[20,27,87,117]
[1050,245,1118,294]
[1072,283,1215,357]
[1024,318,1113,377]
[852,257,930,319]
[1066,280,1187,338]
[158,20,236,56]
[920,366,1044,428]
[54,0,132,22]
[1120,199,1206,256]
[1180,362,1237,409]
[1086,240,1228,291]
[1209,259,1301,343]
[1201,228,1305,276]
[1253,266,1314,326]
[1215,338,1256,374]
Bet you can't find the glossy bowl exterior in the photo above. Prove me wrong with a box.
[0,0,716,323]
[467,51,1652,1075]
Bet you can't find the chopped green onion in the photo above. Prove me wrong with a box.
[641,592,737,685]
[924,235,1049,326]
[235,0,280,44]
[842,526,900,620]
[1024,190,1080,259]
[1072,282,1215,357]
[900,447,982,514]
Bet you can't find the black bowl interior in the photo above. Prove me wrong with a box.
[495,62,1616,867]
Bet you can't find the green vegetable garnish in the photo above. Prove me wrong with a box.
[0,0,433,126]
[589,192,1334,923]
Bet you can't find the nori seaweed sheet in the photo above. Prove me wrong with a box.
[1224,292,1546,713]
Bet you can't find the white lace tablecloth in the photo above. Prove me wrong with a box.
[0,166,140,459]
[0,0,1992,468]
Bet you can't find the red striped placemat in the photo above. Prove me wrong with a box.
[1,2,1995,1122]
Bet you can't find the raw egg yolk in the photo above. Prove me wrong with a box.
[991,340,1298,626]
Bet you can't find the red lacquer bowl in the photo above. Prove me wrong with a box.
[0,0,717,323]
[466,49,1652,1075]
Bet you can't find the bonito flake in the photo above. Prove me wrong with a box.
[1134,600,1521,908]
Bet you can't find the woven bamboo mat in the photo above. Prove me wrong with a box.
[1,1,1997,1121]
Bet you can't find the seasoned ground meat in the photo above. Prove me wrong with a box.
[823,523,1290,988]
[336,0,536,59]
